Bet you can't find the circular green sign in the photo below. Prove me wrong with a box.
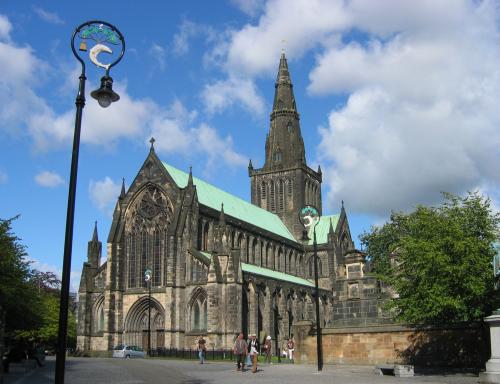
[299,205,320,228]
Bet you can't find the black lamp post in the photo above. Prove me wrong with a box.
[299,205,323,372]
[144,268,153,356]
[55,21,124,384]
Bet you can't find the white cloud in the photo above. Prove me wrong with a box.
[89,177,121,214]
[202,0,500,214]
[230,0,265,17]
[201,75,265,115]
[172,19,217,57]
[149,43,166,71]
[202,0,349,115]
[32,6,65,25]
[172,20,199,56]
[0,14,12,41]
[0,169,7,184]
[0,16,246,172]
[314,1,500,215]
[35,170,64,187]
[149,100,247,172]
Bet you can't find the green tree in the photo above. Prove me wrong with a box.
[361,192,499,326]
[0,217,76,350]
[0,217,41,332]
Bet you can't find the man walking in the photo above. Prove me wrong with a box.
[233,332,248,372]
[248,334,259,373]
[198,335,206,364]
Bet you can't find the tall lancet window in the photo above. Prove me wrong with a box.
[287,121,293,133]
[128,232,137,288]
[153,228,161,286]
[270,181,276,211]
[278,180,284,211]
[125,185,172,289]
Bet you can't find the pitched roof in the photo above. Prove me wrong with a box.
[162,162,296,241]
[307,215,339,245]
[241,262,314,288]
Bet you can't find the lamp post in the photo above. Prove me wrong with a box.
[55,21,124,384]
[144,268,153,356]
[299,205,323,372]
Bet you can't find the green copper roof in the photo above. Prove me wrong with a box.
[162,162,296,241]
[307,215,339,245]
[241,262,314,287]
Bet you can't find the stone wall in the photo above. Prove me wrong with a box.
[292,321,489,368]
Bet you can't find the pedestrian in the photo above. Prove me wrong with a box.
[287,336,295,362]
[198,335,207,364]
[233,332,248,372]
[248,333,259,373]
[263,335,272,364]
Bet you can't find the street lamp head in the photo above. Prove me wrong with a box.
[91,75,120,108]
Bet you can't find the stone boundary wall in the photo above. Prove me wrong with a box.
[292,321,489,368]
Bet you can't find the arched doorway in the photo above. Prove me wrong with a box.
[124,297,165,350]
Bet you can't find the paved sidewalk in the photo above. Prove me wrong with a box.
[0,357,481,384]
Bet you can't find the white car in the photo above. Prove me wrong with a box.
[112,344,145,359]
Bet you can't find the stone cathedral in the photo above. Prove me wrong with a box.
[77,54,378,353]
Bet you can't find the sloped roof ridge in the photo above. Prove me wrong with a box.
[162,162,296,242]
[241,262,314,288]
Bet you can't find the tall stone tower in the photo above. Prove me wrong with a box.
[249,53,322,240]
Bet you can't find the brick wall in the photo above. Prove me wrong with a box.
[292,321,489,368]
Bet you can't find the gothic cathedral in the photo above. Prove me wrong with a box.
[77,54,375,353]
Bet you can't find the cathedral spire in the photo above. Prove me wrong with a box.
[92,221,98,242]
[264,52,305,170]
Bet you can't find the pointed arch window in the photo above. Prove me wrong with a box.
[197,219,203,250]
[190,289,208,332]
[287,121,293,133]
[278,99,284,110]
[153,229,161,286]
[202,222,209,251]
[140,231,148,288]
[128,233,137,288]
[274,151,282,162]
[278,180,284,211]
[270,181,276,211]
[287,179,293,197]
[126,186,172,289]
[98,306,105,332]
[308,256,323,278]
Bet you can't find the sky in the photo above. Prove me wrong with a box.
[0,0,499,292]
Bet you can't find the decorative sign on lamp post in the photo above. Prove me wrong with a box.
[298,205,323,372]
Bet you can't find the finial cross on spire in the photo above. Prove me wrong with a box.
[149,137,155,149]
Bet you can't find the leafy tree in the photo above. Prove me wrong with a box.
[361,192,499,326]
[0,217,41,332]
[0,217,76,349]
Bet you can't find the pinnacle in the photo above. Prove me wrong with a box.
[92,221,98,242]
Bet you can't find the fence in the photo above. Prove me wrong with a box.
[151,347,235,361]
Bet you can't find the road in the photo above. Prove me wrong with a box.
[2,357,480,384]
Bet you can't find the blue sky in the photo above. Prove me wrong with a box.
[1,1,499,292]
